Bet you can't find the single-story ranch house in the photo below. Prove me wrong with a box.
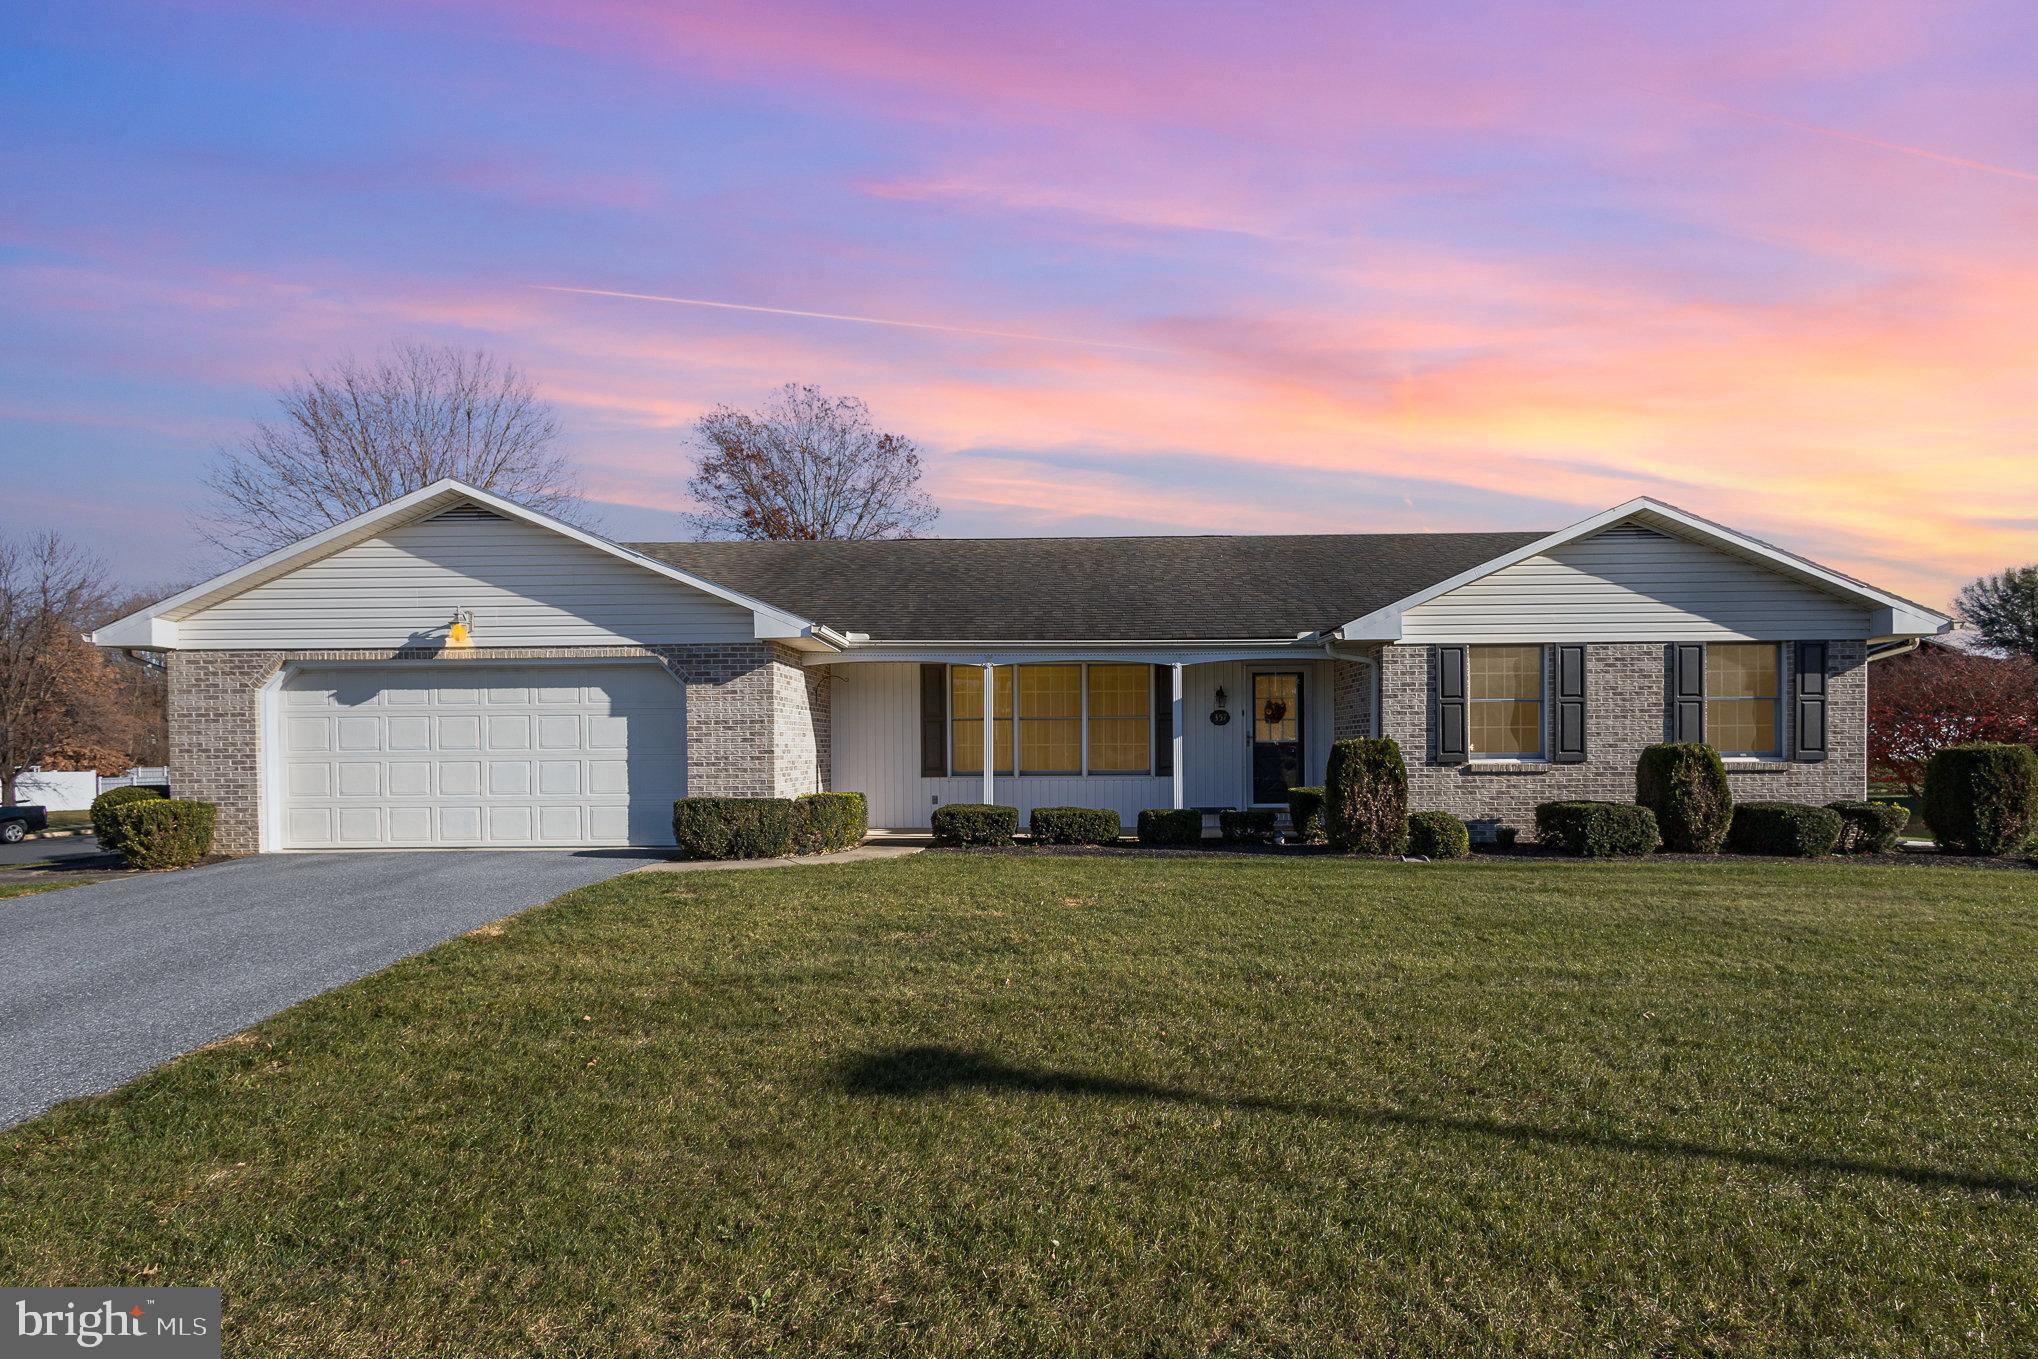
[93,481,1951,853]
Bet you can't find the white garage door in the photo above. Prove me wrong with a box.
[278,664,686,848]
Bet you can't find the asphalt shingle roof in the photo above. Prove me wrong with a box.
[630,532,1546,642]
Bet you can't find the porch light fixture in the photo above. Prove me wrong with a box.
[447,608,475,648]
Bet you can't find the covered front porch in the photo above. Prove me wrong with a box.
[818,648,1375,830]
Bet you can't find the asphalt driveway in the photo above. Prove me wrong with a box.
[0,850,663,1128]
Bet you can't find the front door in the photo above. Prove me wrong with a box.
[1250,672,1304,805]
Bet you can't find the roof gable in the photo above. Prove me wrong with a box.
[91,481,815,649]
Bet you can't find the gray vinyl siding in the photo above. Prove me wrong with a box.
[177,514,756,649]
[828,660,1333,828]
[1399,524,1872,642]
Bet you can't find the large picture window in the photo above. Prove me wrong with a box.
[1707,642,1781,756]
[1468,644,1545,759]
[949,663,1153,776]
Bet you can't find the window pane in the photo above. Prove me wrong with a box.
[1088,718,1148,773]
[1086,664,1150,719]
[1470,645,1542,700]
[1253,674,1300,743]
[1709,698,1778,755]
[1470,700,1543,758]
[950,667,1013,773]
[1018,665,1080,719]
[1708,643,1779,700]
[1020,719,1081,773]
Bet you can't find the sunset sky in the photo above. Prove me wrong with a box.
[5,0,2035,605]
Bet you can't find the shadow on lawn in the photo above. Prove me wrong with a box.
[835,1045,2034,1199]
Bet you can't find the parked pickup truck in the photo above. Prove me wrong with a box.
[0,805,49,843]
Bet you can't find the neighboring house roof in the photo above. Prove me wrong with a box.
[631,532,1544,642]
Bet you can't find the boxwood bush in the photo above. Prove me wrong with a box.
[672,797,796,860]
[792,791,868,853]
[1324,737,1408,855]
[1922,742,2038,855]
[1726,801,1844,857]
[1406,811,1470,859]
[1534,801,1659,858]
[1285,786,1325,843]
[1219,809,1278,844]
[1827,800,1909,855]
[931,803,1018,847]
[102,798,216,869]
[1029,806,1121,845]
[90,785,164,856]
[1136,807,1203,847]
[1635,742,1733,854]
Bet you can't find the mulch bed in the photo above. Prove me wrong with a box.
[932,841,2038,870]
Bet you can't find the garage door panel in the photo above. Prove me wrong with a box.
[279,664,684,849]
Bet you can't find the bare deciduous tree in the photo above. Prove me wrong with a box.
[684,384,937,540]
[0,532,116,805]
[202,343,582,557]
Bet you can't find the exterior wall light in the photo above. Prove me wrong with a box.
[447,608,475,648]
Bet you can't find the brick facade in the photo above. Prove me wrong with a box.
[168,643,830,853]
[1377,640,1868,837]
[1330,658,1373,740]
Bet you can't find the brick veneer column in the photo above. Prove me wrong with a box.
[167,650,283,855]
[1330,656,1375,740]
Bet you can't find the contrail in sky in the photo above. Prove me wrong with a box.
[532,284,1166,352]
[1703,101,2038,185]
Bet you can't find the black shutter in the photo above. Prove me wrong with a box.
[1153,665,1173,776]
[1553,644,1587,763]
[919,664,948,776]
[1672,644,1706,743]
[1434,645,1468,765]
[1795,642,1828,762]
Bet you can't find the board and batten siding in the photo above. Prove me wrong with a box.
[1398,524,1873,642]
[176,513,756,649]
[830,660,1334,828]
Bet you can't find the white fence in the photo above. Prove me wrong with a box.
[96,767,169,793]
[14,769,100,812]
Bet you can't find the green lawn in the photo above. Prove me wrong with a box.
[0,879,76,899]
[3,855,2035,1356]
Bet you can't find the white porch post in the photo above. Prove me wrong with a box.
[981,661,996,805]
[1170,662,1185,810]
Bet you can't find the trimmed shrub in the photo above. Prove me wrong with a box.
[1285,786,1325,843]
[1922,742,2038,855]
[1137,807,1203,847]
[672,797,795,860]
[931,803,1018,847]
[1534,801,1659,858]
[1219,809,1278,844]
[1827,800,1909,855]
[793,791,868,853]
[1406,811,1471,859]
[91,784,164,855]
[1726,801,1843,857]
[102,798,216,869]
[1635,743,1733,854]
[1324,737,1409,855]
[1030,806,1121,845]
[1495,826,1520,848]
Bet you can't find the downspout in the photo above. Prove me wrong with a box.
[1867,638,1923,664]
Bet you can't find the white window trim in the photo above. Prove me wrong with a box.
[1467,644,1548,762]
